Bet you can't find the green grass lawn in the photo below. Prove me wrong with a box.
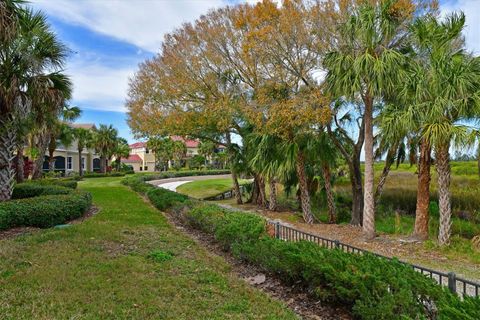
[176,178,249,199]
[0,177,295,319]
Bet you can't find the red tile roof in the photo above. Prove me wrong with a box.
[121,154,142,163]
[129,142,146,149]
[170,136,199,148]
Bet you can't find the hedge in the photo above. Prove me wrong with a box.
[83,172,126,178]
[12,183,72,199]
[33,178,78,189]
[125,176,480,320]
[178,203,480,320]
[0,190,92,230]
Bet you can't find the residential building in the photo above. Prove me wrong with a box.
[123,136,200,172]
[41,123,103,174]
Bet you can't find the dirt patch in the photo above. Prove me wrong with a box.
[68,205,100,224]
[165,211,352,320]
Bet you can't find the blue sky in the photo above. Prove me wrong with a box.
[29,0,479,143]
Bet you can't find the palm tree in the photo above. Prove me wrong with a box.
[392,13,480,244]
[113,137,130,171]
[324,0,412,238]
[93,124,118,173]
[47,106,81,172]
[0,4,71,199]
[73,128,92,177]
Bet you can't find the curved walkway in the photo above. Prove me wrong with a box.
[148,174,231,192]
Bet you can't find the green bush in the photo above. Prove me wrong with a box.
[125,171,480,319]
[35,178,78,189]
[0,191,92,230]
[83,172,126,178]
[12,183,72,199]
[146,188,188,211]
[177,202,479,319]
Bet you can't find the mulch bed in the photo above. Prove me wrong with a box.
[0,205,99,240]
[165,211,352,320]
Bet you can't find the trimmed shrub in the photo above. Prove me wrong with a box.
[33,178,78,189]
[125,173,480,319]
[146,187,188,211]
[83,172,126,178]
[12,183,72,199]
[0,191,92,230]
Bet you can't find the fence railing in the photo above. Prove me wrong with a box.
[268,220,480,298]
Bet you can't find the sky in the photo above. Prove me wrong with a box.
[29,0,479,143]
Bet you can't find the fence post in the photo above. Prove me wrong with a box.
[448,272,457,293]
[275,222,280,239]
[334,240,340,249]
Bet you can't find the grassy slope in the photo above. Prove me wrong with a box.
[0,177,295,320]
[176,178,248,199]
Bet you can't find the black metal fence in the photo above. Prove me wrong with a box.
[268,220,480,297]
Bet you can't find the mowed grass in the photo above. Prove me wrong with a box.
[0,177,296,320]
[176,178,249,199]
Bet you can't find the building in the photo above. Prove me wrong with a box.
[124,137,200,172]
[41,123,103,174]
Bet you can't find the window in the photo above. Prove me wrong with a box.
[145,148,150,154]
[140,167,143,171]
[81,157,85,170]
[144,166,148,171]
[67,156,73,170]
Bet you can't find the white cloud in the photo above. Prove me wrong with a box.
[32,0,226,53]
[441,0,480,54]
[66,61,134,112]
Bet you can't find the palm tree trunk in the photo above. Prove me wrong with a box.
[413,140,431,240]
[258,175,267,208]
[232,170,243,204]
[362,95,375,239]
[436,144,452,246]
[374,145,396,205]
[78,149,83,177]
[48,135,56,172]
[0,116,16,201]
[323,164,336,223]
[296,150,314,224]
[15,142,25,183]
[32,133,49,179]
[100,155,107,173]
[350,159,363,225]
[268,178,277,211]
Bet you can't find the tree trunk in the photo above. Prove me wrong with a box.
[436,144,452,246]
[413,140,431,240]
[374,145,396,206]
[350,159,363,225]
[0,116,16,201]
[258,175,267,208]
[322,164,336,223]
[48,135,56,172]
[32,133,49,179]
[232,170,243,204]
[268,178,277,211]
[100,155,106,173]
[78,149,83,177]
[296,150,314,224]
[15,143,25,183]
[362,95,375,239]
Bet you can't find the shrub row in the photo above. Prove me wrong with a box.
[34,178,78,189]
[179,203,480,320]
[0,191,92,230]
[12,183,72,199]
[125,176,479,319]
[83,172,126,178]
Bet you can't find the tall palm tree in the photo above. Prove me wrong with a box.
[0,3,71,199]
[74,128,92,177]
[93,124,118,173]
[391,13,480,244]
[47,106,81,172]
[113,137,130,171]
[324,0,412,238]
